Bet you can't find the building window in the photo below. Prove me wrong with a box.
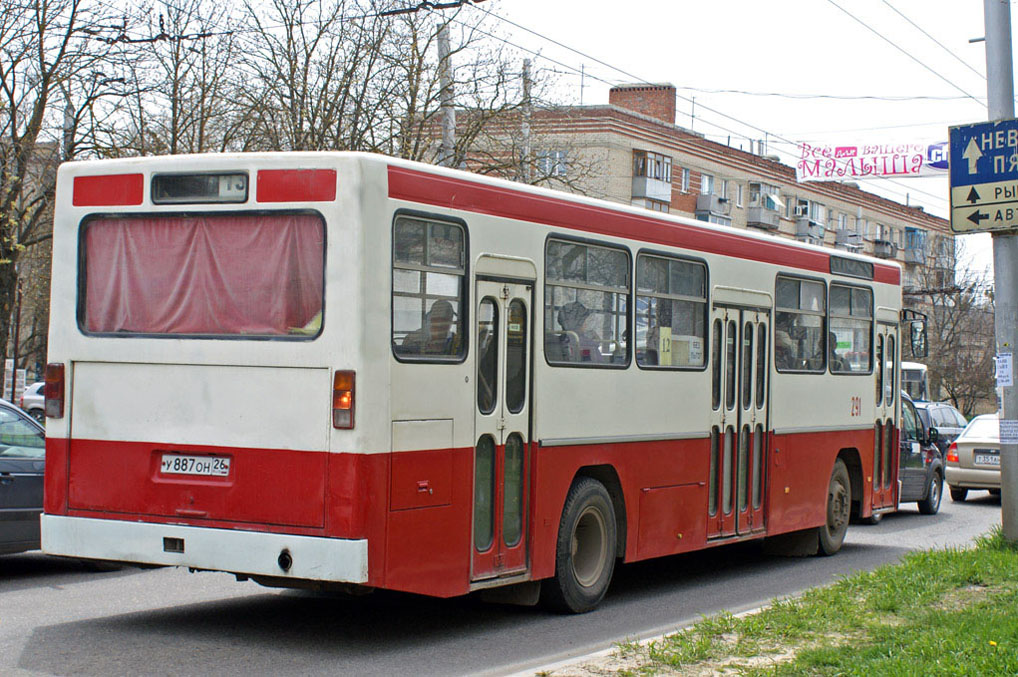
[719,178,729,200]
[633,150,672,182]
[680,167,690,192]
[837,212,848,230]
[392,216,467,360]
[632,198,670,213]
[736,184,743,208]
[700,173,714,195]
[545,238,630,366]
[537,150,567,177]
[635,254,707,369]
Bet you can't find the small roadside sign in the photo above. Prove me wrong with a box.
[949,119,1018,233]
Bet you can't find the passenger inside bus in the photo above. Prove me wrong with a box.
[400,299,461,356]
[829,331,846,372]
[775,330,796,370]
[556,301,603,363]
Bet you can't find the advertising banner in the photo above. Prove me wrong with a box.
[796,141,949,182]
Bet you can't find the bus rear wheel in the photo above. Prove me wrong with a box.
[543,477,617,613]
[819,459,850,555]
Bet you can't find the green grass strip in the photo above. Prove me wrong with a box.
[613,527,1018,676]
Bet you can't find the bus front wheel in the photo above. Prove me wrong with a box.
[543,477,617,613]
[819,459,851,555]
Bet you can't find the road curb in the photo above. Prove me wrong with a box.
[500,604,768,677]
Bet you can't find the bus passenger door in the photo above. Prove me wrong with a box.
[472,280,532,581]
[872,325,898,512]
[741,311,769,534]
[709,306,769,539]
[708,307,739,538]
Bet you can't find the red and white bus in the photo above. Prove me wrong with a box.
[41,152,924,612]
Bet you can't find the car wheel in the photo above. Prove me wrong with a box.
[542,477,617,613]
[949,486,968,502]
[918,471,943,515]
[818,459,851,555]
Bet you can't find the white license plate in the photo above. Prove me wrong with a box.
[974,453,1000,466]
[160,453,231,477]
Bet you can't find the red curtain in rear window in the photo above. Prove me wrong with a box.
[83,214,324,336]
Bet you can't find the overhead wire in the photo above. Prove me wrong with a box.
[824,0,984,104]
[880,0,986,81]
[461,3,951,209]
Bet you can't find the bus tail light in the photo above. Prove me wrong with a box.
[45,362,65,419]
[946,443,958,464]
[332,370,355,429]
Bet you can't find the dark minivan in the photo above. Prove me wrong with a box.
[0,400,46,554]
[898,392,944,515]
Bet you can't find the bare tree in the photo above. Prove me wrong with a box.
[237,0,393,152]
[907,241,997,416]
[0,0,125,381]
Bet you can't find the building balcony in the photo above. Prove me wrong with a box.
[834,229,862,251]
[632,176,672,203]
[746,206,780,230]
[873,239,897,259]
[695,193,731,217]
[795,217,824,241]
[904,247,926,264]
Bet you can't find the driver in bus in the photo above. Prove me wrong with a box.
[401,299,460,356]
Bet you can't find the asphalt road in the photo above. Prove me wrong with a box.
[1,493,1003,677]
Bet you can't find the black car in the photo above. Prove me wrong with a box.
[899,392,944,515]
[0,400,46,554]
[913,400,968,456]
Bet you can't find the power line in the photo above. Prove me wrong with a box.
[675,87,982,103]
[881,0,986,81]
[824,0,983,104]
[464,4,952,210]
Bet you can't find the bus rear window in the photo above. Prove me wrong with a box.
[81,213,324,338]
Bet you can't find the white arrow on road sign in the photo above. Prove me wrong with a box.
[963,137,983,174]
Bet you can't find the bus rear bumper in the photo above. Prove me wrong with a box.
[41,515,369,583]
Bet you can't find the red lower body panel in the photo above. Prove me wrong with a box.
[45,426,876,598]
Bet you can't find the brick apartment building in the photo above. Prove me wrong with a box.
[465,83,955,297]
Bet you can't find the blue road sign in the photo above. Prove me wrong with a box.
[950,119,1018,233]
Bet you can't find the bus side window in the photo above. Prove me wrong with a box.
[392,217,466,361]
[544,238,630,367]
[774,276,826,373]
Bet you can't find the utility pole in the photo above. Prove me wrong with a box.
[438,24,455,168]
[984,0,1018,542]
[521,58,532,183]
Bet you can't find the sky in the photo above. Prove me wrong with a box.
[476,0,1004,277]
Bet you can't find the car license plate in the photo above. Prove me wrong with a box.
[160,453,231,477]
[974,453,1000,466]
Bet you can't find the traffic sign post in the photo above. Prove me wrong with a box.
[978,0,1018,544]
[949,119,1018,233]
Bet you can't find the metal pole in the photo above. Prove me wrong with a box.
[985,0,1018,541]
[438,24,455,168]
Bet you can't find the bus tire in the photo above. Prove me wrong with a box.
[543,477,617,614]
[818,459,850,556]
